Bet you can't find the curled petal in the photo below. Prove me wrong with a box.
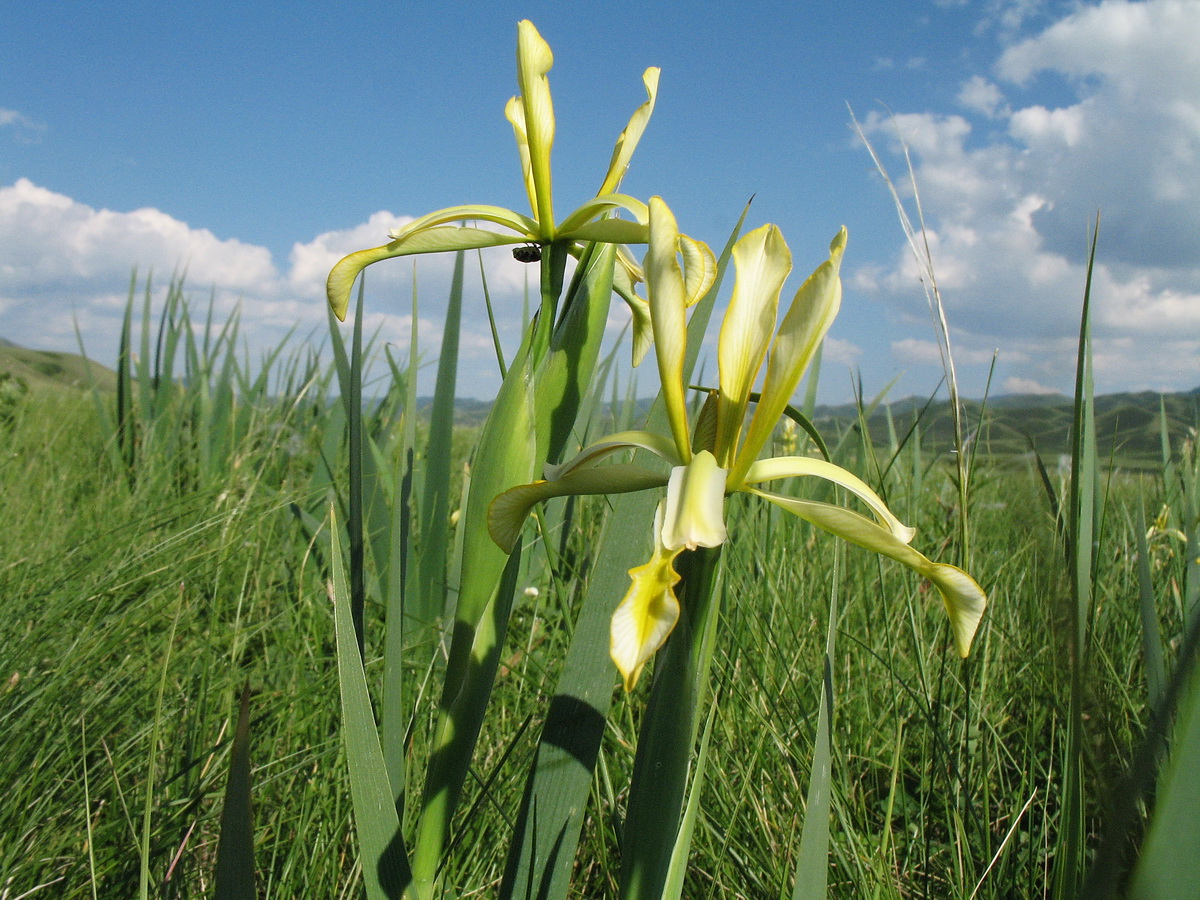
[742,455,915,543]
[678,233,717,308]
[598,66,661,196]
[749,489,987,657]
[326,225,530,320]
[543,429,680,481]
[488,463,667,553]
[610,272,654,367]
[557,193,649,234]
[662,450,728,551]
[388,205,540,242]
[611,504,683,691]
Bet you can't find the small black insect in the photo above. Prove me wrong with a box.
[512,243,543,263]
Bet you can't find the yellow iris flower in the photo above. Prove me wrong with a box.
[489,197,987,691]
[326,19,659,362]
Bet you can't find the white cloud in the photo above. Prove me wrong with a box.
[0,178,532,397]
[0,108,45,143]
[1002,376,1061,395]
[855,0,1200,395]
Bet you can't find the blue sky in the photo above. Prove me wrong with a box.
[3,0,1198,401]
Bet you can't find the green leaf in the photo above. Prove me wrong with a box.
[330,508,412,898]
[215,682,256,900]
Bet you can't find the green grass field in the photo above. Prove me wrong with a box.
[2,297,1196,898]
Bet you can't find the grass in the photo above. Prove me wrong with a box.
[1,279,1197,898]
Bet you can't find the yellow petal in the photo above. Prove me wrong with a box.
[715,224,793,465]
[505,95,538,220]
[661,450,728,551]
[598,67,660,196]
[542,429,680,481]
[644,197,692,462]
[611,506,683,691]
[734,228,846,482]
[611,274,654,367]
[748,489,987,657]
[742,455,914,542]
[388,204,540,242]
[679,233,717,308]
[515,21,555,229]
[488,463,667,554]
[326,223,531,321]
[557,192,649,236]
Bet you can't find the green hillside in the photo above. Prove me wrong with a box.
[812,389,1200,464]
[0,339,117,393]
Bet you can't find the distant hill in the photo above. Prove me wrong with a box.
[809,389,1199,462]
[4,337,1196,459]
[0,340,117,393]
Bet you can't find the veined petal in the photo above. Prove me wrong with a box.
[597,67,660,196]
[488,463,668,554]
[562,218,649,245]
[543,429,680,481]
[611,503,683,691]
[388,204,540,242]
[744,455,915,542]
[734,228,846,481]
[611,270,653,367]
[679,233,717,308]
[557,193,649,235]
[662,450,728,551]
[515,21,555,229]
[749,489,987,657]
[645,197,692,462]
[327,226,523,320]
[505,96,537,219]
[715,224,792,466]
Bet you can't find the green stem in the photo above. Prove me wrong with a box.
[620,546,723,900]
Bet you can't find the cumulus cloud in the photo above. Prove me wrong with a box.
[856,0,1200,395]
[0,178,533,397]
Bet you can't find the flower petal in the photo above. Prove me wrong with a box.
[326,226,525,320]
[488,463,668,554]
[743,455,914,543]
[543,429,680,481]
[597,67,661,196]
[557,193,649,236]
[662,450,728,551]
[715,224,793,465]
[515,20,556,228]
[678,233,717,308]
[389,205,540,242]
[611,504,683,691]
[645,197,692,462]
[748,489,987,657]
[733,228,846,481]
[610,272,654,367]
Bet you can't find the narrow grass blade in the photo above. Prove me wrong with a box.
[1053,216,1100,900]
[215,682,256,899]
[661,695,720,900]
[416,250,465,627]
[1137,507,1166,711]
[1130,625,1200,899]
[792,577,838,900]
[139,590,184,900]
[330,507,412,898]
